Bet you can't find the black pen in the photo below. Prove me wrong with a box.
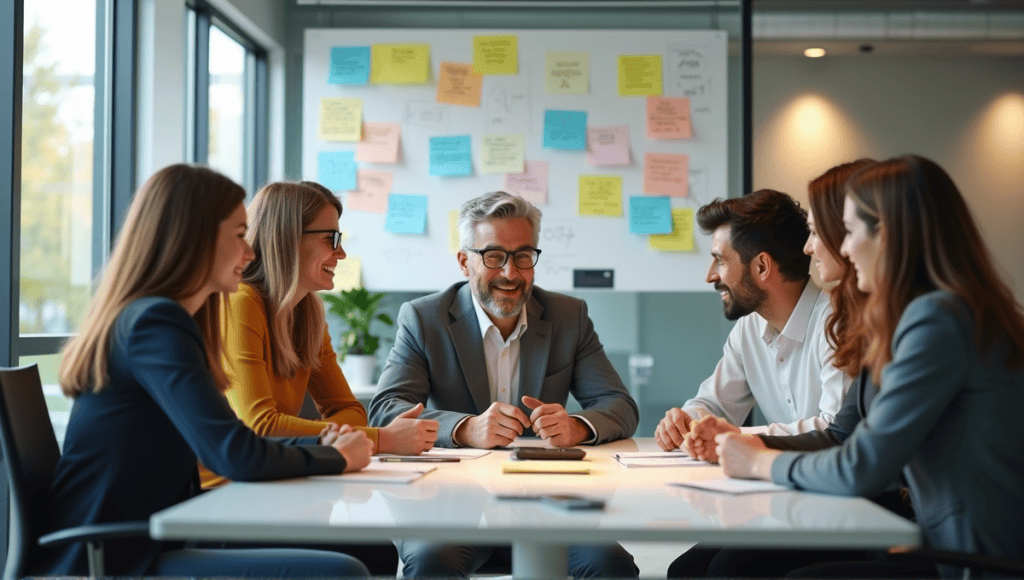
[378,457,461,463]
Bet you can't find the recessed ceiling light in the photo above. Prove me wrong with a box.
[804,47,826,58]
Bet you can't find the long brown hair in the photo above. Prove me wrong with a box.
[59,164,245,395]
[848,155,1024,383]
[808,159,874,376]
[242,181,342,377]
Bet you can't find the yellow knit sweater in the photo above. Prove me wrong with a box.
[200,283,378,488]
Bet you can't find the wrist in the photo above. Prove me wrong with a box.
[755,449,782,480]
[375,427,388,454]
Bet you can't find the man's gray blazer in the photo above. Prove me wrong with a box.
[368,282,639,447]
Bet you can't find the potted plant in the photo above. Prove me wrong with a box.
[321,288,394,387]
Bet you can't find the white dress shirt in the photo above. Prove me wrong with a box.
[472,295,529,405]
[682,280,852,436]
[452,293,599,444]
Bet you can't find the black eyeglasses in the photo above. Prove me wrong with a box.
[303,229,342,250]
[466,248,542,270]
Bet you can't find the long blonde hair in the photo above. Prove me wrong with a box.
[59,164,245,395]
[242,181,343,377]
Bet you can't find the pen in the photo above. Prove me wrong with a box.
[378,457,461,463]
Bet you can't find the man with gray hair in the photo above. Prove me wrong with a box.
[369,191,639,578]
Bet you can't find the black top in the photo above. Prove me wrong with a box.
[36,297,348,575]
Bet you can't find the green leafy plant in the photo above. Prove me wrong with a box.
[321,288,394,361]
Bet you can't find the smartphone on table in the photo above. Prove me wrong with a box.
[495,493,605,511]
[510,447,586,460]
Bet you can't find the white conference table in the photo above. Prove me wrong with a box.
[150,438,919,579]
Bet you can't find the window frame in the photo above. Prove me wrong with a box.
[3,0,137,366]
[187,0,268,194]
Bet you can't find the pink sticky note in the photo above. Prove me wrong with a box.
[346,170,393,213]
[644,153,689,197]
[504,160,549,205]
[646,96,692,139]
[586,125,630,166]
[355,122,401,163]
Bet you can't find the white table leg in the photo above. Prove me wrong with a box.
[512,541,568,580]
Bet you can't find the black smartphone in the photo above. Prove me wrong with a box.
[540,494,605,511]
[510,447,586,460]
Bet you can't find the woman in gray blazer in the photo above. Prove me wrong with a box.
[715,155,1024,578]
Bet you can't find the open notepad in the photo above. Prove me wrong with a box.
[312,461,437,484]
[667,477,792,494]
[613,452,708,468]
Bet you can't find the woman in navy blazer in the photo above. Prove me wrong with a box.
[37,164,374,577]
[715,155,1024,577]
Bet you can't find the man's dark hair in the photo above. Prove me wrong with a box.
[696,189,810,282]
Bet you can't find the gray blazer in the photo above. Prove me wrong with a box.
[368,282,639,447]
[771,291,1024,567]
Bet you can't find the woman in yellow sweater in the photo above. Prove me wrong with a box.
[208,180,438,466]
[204,180,438,573]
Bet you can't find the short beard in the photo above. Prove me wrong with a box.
[719,267,767,321]
[476,276,531,320]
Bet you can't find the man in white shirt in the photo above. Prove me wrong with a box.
[369,191,638,578]
[655,189,851,451]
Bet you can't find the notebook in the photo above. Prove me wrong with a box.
[667,477,792,494]
[501,460,592,475]
[313,463,437,484]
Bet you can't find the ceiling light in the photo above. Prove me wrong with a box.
[804,47,826,58]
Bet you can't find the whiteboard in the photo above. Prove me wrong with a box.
[302,28,727,292]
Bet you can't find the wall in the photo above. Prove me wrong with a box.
[753,55,1024,300]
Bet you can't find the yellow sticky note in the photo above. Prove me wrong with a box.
[448,210,460,254]
[480,134,525,174]
[649,208,694,251]
[618,55,663,96]
[546,51,589,94]
[437,61,483,107]
[473,35,518,75]
[578,175,623,217]
[332,256,362,291]
[370,44,430,85]
[319,98,362,142]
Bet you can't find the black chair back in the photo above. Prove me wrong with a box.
[0,365,61,580]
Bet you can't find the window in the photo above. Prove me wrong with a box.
[20,0,98,337]
[188,2,268,194]
[3,0,136,446]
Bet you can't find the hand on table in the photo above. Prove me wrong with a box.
[684,416,740,462]
[378,403,440,455]
[521,396,590,447]
[326,428,373,472]
[318,422,352,447]
[455,401,531,449]
[715,432,777,480]
[654,407,694,451]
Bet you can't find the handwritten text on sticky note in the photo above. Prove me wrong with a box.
[318,151,357,191]
[649,208,695,251]
[644,153,689,197]
[319,99,362,142]
[329,46,370,85]
[429,135,473,176]
[579,175,623,217]
[504,160,549,205]
[647,96,692,139]
[629,196,673,234]
[586,125,630,166]
[473,35,518,75]
[618,55,663,96]
[355,122,401,163]
[543,110,587,150]
[385,193,428,234]
[370,44,430,84]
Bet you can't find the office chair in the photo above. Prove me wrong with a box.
[0,364,148,580]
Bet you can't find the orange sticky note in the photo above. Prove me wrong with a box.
[437,61,483,107]
[355,122,401,163]
[647,96,692,139]
[644,153,689,197]
[346,170,392,214]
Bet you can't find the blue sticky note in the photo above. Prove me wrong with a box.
[385,193,429,234]
[543,110,587,150]
[430,135,473,176]
[630,196,673,234]
[329,46,370,85]
[318,151,357,191]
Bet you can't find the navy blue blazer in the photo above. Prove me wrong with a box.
[36,297,348,576]
[772,291,1024,570]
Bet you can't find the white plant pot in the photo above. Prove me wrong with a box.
[341,354,376,387]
